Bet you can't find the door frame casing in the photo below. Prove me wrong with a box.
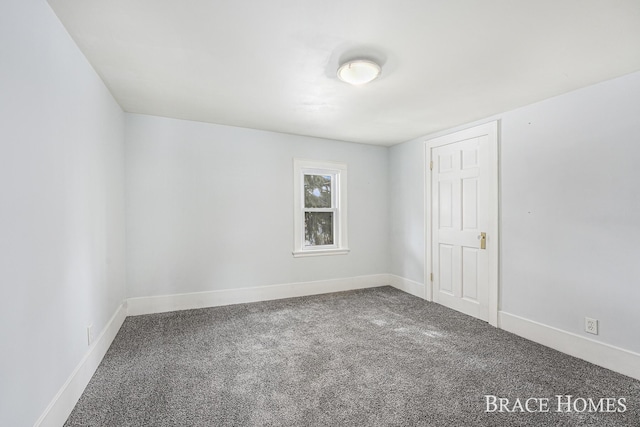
[424,121,500,327]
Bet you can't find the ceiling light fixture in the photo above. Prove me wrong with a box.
[337,59,381,86]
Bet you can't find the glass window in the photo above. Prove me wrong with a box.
[293,160,349,257]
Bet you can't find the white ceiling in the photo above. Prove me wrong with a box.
[47,0,640,146]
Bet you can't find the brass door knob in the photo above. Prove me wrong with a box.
[479,232,487,249]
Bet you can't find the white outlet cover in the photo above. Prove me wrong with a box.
[585,317,599,335]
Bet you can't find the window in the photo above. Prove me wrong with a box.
[293,159,348,257]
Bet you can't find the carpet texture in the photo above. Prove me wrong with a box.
[65,287,640,426]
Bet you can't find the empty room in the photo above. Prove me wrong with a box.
[2,0,640,426]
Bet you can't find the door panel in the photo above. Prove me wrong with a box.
[462,178,478,229]
[462,247,479,301]
[439,244,454,294]
[439,180,453,228]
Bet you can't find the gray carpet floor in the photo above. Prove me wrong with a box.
[65,286,640,426]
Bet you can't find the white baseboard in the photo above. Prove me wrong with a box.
[499,311,640,381]
[34,303,127,427]
[126,274,390,316]
[32,281,640,427]
[388,274,425,299]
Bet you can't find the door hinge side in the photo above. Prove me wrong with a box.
[429,161,433,170]
[430,272,434,282]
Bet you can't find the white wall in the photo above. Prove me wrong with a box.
[0,1,126,426]
[389,70,640,354]
[125,114,389,298]
[500,71,640,354]
[389,140,425,284]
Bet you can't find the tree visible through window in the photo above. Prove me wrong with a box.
[304,174,334,246]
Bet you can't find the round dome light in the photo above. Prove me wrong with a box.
[337,59,381,85]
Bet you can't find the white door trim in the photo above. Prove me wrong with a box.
[424,121,500,327]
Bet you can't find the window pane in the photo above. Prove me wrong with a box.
[304,174,332,208]
[304,212,334,246]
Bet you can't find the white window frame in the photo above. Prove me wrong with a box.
[293,159,349,257]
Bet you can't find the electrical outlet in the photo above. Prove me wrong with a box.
[87,324,94,346]
[585,317,598,335]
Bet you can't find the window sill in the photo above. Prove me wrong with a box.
[292,248,350,258]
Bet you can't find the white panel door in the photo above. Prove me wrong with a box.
[431,134,490,321]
